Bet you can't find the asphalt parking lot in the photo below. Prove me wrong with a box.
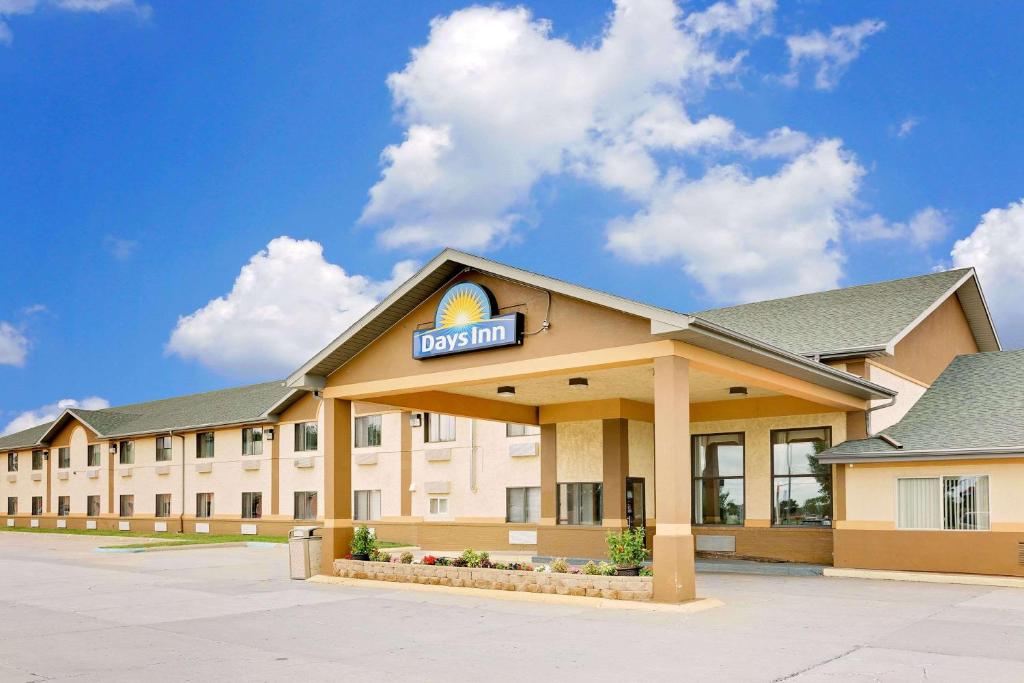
[2,532,1024,682]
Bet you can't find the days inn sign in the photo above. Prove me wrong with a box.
[413,282,524,359]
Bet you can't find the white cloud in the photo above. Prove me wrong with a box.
[896,116,919,138]
[0,322,29,366]
[952,199,1024,348]
[683,0,775,37]
[784,19,886,90]
[606,139,861,302]
[104,235,138,261]
[849,207,950,247]
[0,0,147,45]
[2,396,109,436]
[167,236,418,377]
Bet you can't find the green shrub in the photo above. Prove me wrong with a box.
[460,548,484,568]
[550,557,570,573]
[370,548,391,562]
[606,527,649,568]
[582,560,601,575]
[599,561,616,576]
[639,566,653,577]
[400,551,414,564]
[350,525,377,556]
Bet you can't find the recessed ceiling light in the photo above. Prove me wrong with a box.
[497,385,516,395]
[568,377,589,389]
[729,386,748,396]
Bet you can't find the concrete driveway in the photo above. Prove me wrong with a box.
[1,532,1023,682]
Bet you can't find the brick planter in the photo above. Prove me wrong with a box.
[333,559,653,601]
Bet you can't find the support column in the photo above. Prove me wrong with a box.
[321,398,353,576]
[602,418,628,528]
[652,355,696,602]
[540,423,557,525]
[400,411,412,517]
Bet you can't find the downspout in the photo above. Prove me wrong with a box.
[170,430,186,534]
[864,395,897,436]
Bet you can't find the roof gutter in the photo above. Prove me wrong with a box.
[820,445,1024,464]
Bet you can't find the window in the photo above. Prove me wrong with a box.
[57,496,70,516]
[557,483,602,525]
[506,486,541,523]
[119,440,134,465]
[428,496,449,517]
[155,494,172,518]
[196,432,215,459]
[771,427,832,526]
[354,489,381,521]
[692,433,745,525]
[6,452,16,472]
[241,492,262,519]
[32,450,43,470]
[425,413,456,443]
[196,492,214,518]
[294,422,318,452]
[242,427,263,456]
[87,495,100,517]
[506,423,541,437]
[119,495,134,517]
[897,475,990,531]
[58,447,70,469]
[294,491,317,520]
[87,444,101,467]
[7,497,16,515]
[354,415,382,448]
[155,436,172,462]
[31,496,42,516]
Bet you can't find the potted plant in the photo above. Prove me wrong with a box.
[606,526,649,576]
[350,525,377,561]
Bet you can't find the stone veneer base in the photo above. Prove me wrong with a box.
[333,559,653,601]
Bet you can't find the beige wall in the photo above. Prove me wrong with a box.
[627,420,655,519]
[866,363,928,433]
[277,398,325,521]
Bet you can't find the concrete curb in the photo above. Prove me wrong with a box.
[307,574,724,613]
[824,567,1024,588]
[96,541,285,554]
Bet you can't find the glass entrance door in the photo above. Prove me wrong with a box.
[625,477,646,530]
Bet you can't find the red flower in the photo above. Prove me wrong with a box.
[423,555,436,565]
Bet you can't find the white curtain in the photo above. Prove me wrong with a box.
[898,478,941,529]
[944,476,990,530]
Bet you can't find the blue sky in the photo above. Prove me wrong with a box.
[2,0,1023,432]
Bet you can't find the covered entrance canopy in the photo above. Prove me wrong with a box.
[284,250,893,602]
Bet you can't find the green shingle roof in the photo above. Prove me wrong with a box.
[696,268,973,357]
[0,381,293,450]
[822,350,1024,460]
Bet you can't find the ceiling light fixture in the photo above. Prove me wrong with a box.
[497,385,516,395]
[729,386,748,396]
[568,377,589,389]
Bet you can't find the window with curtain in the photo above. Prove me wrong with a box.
[58,447,70,469]
[196,492,214,518]
[57,496,70,516]
[294,422,318,452]
[156,436,172,462]
[119,440,135,465]
[771,427,832,526]
[557,482,602,525]
[506,486,541,523]
[87,495,100,517]
[196,433,215,459]
[506,423,541,437]
[354,416,382,448]
[7,497,16,515]
[119,495,134,517]
[31,496,42,515]
[692,433,744,525]
[294,491,317,520]
[87,444,101,467]
[898,476,990,530]
[241,492,263,519]
[32,450,43,470]
[425,413,456,443]
[354,489,381,521]
[242,427,263,456]
[7,452,17,472]
[155,494,172,518]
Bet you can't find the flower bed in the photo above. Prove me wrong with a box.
[333,559,653,601]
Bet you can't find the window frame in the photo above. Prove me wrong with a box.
[241,427,264,456]
[424,413,456,443]
[155,436,172,462]
[294,422,318,453]
[57,447,70,469]
[769,426,833,528]
[293,491,318,520]
[354,415,382,449]
[505,486,541,523]
[353,489,382,521]
[241,491,263,519]
[896,474,992,531]
[506,423,541,438]
[7,452,17,472]
[556,482,604,526]
[87,444,101,467]
[119,440,135,465]
[195,492,214,518]
[155,493,172,518]
[691,431,746,527]
[427,496,450,518]
[119,494,134,518]
[196,432,215,459]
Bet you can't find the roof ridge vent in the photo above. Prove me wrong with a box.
[878,433,903,449]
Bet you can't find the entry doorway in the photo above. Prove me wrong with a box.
[625,477,646,530]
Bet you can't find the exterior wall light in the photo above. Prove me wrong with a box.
[568,377,589,389]
[109,443,118,455]
[409,413,423,428]
[729,386,748,396]
[265,427,275,441]
[497,385,516,395]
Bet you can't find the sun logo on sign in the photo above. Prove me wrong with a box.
[435,283,492,329]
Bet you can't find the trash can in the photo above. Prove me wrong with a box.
[288,526,323,580]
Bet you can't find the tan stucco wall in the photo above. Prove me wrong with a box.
[555,420,603,483]
[884,295,979,385]
[627,420,655,519]
[277,399,325,520]
[866,363,928,433]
